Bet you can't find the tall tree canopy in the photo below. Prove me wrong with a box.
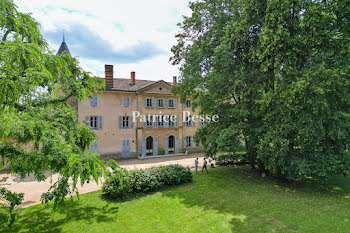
[171,0,350,180]
[0,0,107,226]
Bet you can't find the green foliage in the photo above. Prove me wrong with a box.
[103,165,193,198]
[0,181,24,228]
[171,0,350,180]
[0,0,109,225]
[158,147,165,155]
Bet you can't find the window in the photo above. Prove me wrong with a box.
[184,136,192,148]
[90,96,98,106]
[169,115,177,128]
[157,116,164,128]
[123,96,130,106]
[90,116,98,129]
[185,100,191,108]
[146,116,153,128]
[184,116,192,127]
[86,116,102,130]
[158,99,164,107]
[122,116,130,128]
[146,98,152,107]
[119,116,133,129]
[168,99,175,108]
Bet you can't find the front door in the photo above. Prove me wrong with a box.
[168,136,175,154]
[146,136,153,155]
[122,138,130,158]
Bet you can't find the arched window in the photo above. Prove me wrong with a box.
[146,136,153,155]
[168,135,175,154]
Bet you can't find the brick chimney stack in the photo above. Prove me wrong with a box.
[105,65,114,88]
[173,76,177,84]
[130,71,136,85]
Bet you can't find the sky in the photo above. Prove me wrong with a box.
[15,0,192,82]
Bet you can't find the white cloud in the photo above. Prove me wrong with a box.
[14,0,192,81]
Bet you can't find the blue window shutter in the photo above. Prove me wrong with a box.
[174,99,178,108]
[98,116,103,129]
[130,116,134,128]
[164,99,169,107]
[144,98,147,107]
[143,120,146,128]
[153,136,158,156]
[164,136,169,154]
[153,116,157,128]
[85,116,89,125]
[153,98,158,107]
[91,96,98,106]
[95,96,98,106]
[164,115,169,128]
[123,97,130,107]
[192,120,195,127]
[119,116,122,129]
[191,137,196,148]
[183,137,186,148]
[142,136,146,157]
[175,115,178,128]
[175,136,179,153]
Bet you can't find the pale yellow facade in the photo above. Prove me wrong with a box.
[78,76,201,159]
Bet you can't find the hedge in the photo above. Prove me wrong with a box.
[102,164,192,198]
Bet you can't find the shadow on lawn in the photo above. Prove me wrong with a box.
[161,165,350,232]
[2,199,119,233]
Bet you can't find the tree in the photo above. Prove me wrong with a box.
[0,0,107,227]
[171,0,350,180]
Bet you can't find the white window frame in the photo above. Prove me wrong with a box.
[146,116,153,128]
[146,98,152,107]
[185,136,192,148]
[185,100,191,108]
[168,99,175,108]
[184,116,192,127]
[158,99,164,107]
[90,116,98,129]
[122,116,130,129]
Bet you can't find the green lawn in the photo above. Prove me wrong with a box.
[2,166,350,233]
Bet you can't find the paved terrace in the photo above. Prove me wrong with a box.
[0,154,205,208]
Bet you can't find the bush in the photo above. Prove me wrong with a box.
[216,152,248,166]
[158,148,165,155]
[103,164,192,198]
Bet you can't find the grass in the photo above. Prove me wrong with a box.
[2,166,350,233]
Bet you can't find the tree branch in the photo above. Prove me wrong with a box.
[0,68,20,80]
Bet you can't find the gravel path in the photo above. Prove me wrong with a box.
[0,154,205,208]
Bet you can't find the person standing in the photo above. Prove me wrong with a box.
[202,158,208,174]
[195,158,199,173]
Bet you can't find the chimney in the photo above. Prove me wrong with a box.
[173,76,177,84]
[130,71,136,85]
[105,65,113,88]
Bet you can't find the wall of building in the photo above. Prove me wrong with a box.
[78,83,202,159]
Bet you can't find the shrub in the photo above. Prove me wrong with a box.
[216,152,248,166]
[103,164,192,198]
[158,148,165,155]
